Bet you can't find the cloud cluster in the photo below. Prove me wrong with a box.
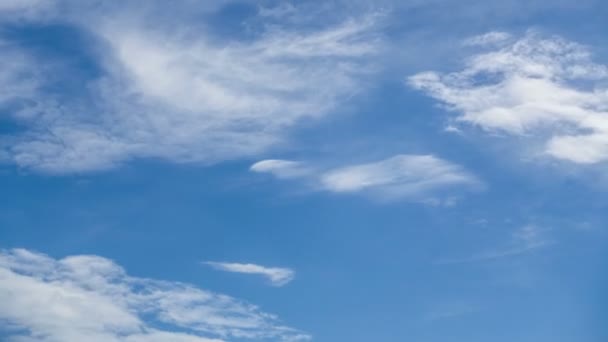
[204,262,295,287]
[409,31,608,164]
[251,154,480,202]
[0,2,382,173]
[0,249,309,342]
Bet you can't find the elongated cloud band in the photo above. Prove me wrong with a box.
[204,262,295,287]
[251,154,481,203]
[0,249,309,342]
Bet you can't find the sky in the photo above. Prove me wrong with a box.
[0,0,607,341]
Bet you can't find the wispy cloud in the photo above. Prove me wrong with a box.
[0,249,309,342]
[204,262,295,287]
[251,154,481,202]
[436,225,553,264]
[250,160,314,180]
[463,31,512,46]
[409,31,608,164]
[0,3,383,173]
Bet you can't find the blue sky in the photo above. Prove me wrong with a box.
[1,1,607,341]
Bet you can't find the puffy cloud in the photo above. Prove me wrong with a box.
[204,262,295,287]
[409,31,608,164]
[251,154,480,202]
[0,249,309,342]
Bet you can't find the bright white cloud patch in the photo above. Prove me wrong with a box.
[204,262,295,287]
[0,249,309,342]
[251,154,480,202]
[0,4,382,173]
[409,31,608,164]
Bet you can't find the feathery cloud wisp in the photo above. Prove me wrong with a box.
[436,225,553,264]
[0,3,383,173]
[251,154,481,202]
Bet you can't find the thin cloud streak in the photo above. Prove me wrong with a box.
[435,225,554,265]
[204,262,295,287]
[251,154,481,202]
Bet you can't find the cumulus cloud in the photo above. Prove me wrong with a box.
[0,249,309,342]
[408,31,608,164]
[0,2,382,173]
[251,154,480,202]
[204,262,295,287]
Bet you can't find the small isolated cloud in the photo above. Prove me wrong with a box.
[204,262,295,287]
[251,154,481,202]
[250,160,314,180]
[409,31,608,164]
[0,249,309,342]
[436,225,553,264]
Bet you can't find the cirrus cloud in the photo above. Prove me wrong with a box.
[251,154,481,203]
[0,3,383,173]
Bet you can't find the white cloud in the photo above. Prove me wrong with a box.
[204,262,295,287]
[320,154,476,194]
[250,160,314,179]
[408,31,608,164]
[251,154,480,202]
[0,249,309,342]
[0,3,382,173]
